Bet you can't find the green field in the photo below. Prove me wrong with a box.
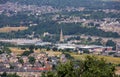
[70,53,120,64]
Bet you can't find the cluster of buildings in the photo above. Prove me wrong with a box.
[0,2,59,16]
[99,19,120,35]
[0,2,85,16]
[0,28,120,56]
[0,39,42,45]
[0,29,120,77]
[0,49,67,77]
[55,43,115,55]
[52,14,120,36]
[0,2,120,35]
[57,30,120,56]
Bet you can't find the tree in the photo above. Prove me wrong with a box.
[1,72,7,77]
[46,47,51,51]
[29,45,35,51]
[3,47,11,54]
[63,53,74,59]
[0,50,3,54]
[44,71,55,77]
[21,50,33,56]
[41,72,46,77]
[106,40,116,46]
[76,36,81,40]
[106,40,116,50]
[7,73,20,77]
[10,64,14,69]
[87,37,92,41]
[21,47,26,50]
[18,59,24,65]
[52,47,58,51]
[28,56,36,65]
[83,49,90,54]
[80,56,115,77]
[56,61,76,77]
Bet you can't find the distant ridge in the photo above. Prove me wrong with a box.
[0,0,8,4]
[8,0,120,9]
[101,0,120,1]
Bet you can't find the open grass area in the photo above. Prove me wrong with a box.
[0,26,28,33]
[71,53,120,64]
[34,49,62,56]
[45,50,62,56]
[9,47,62,56]
[9,47,27,54]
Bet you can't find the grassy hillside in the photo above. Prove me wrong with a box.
[72,54,120,64]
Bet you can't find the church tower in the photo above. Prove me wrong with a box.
[60,29,64,42]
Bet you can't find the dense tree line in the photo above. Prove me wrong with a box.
[0,13,37,28]
[0,22,119,39]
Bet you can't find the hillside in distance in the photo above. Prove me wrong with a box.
[0,0,8,4]
[9,0,120,9]
[0,0,120,39]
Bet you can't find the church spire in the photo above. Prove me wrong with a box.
[60,29,64,42]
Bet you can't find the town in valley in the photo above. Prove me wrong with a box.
[0,0,120,77]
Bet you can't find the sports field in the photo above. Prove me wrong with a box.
[0,26,28,33]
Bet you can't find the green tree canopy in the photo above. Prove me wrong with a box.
[106,40,116,50]
[42,56,116,77]
[18,58,24,65]
[28,56,36,65]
